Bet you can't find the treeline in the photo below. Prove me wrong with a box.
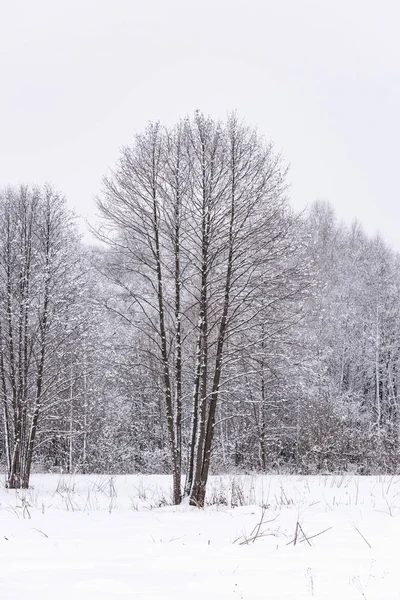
[0,114,399,500]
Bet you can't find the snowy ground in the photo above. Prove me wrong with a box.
[1,474,400,599]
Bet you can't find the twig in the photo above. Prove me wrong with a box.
[233,512,278,545]
[33,528,49,538]
[287,521,331,546]
[352,524,372,548]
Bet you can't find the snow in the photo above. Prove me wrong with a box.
[1,474,400,598]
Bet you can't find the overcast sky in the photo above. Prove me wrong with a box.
[1,0,399,248]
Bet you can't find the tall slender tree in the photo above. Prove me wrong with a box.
[97,113,297,505]
[0,185,87,488]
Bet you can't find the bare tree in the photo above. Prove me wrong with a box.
[97,122,190,503]
[184,114,295,505]
[0,185,87,488]
[96,113,296,505]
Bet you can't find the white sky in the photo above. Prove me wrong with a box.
[1,0,399,248]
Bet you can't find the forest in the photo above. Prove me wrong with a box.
[1,113,399,504]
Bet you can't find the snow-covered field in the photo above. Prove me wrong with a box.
[1,474,400,599]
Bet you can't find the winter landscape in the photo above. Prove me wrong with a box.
[3,474,400,599]
[2,1,400,598]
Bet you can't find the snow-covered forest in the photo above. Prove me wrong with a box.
[3,2,400,596]
[1,113,399,503]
